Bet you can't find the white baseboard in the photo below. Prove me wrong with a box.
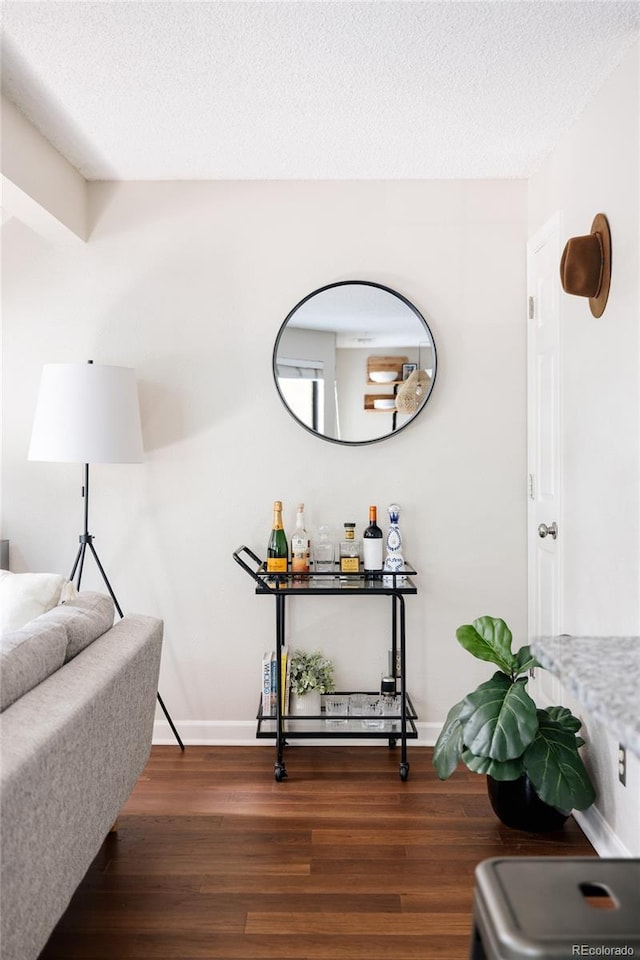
[418,722,442,746]
[154,720,260,746]
[574,805,633,858]
[153,720,442,747]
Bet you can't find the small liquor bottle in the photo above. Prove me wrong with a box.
[290,502,310,580]
[339,523,361,578]
[266,500,288,576]
[363,505,384,579]
[383,502,405,584]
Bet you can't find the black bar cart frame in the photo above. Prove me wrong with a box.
[233,545,419,782]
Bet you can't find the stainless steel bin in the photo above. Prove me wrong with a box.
[470,857,640,959]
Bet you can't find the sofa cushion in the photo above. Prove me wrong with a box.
[0,619,68,711]
[0,571,77,635]
[44,591,115,661]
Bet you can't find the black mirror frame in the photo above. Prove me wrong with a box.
[272,280,437,446]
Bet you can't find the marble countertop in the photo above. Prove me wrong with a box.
[531,635,640,757]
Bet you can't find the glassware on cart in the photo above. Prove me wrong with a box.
[348,693,366,722]
[361,695,385,730]
[313,525,335,574]
[381,694,402,716]
[324,694,349,724]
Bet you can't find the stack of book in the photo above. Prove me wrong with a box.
[261,646,290,717]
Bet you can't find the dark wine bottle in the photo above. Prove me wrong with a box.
[266,500,288,575]
[363,505,383,579]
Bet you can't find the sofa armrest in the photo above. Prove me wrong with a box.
[0,614,163,960]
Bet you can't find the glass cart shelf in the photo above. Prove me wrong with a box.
[256,691,419,740]
[233,545,419,782]
[243,567,418,594]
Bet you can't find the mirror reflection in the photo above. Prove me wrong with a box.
[273,281,437,445]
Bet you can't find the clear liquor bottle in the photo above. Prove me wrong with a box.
[291,502,310,580]
[383,502,405,584]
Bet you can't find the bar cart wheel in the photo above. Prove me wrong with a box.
[274,762,288,782]
[399,762,410,781]
[388,738,397,749]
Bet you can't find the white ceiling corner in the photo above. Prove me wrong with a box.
[1,0,639,182]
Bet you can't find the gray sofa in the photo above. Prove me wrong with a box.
[0,590,163,960]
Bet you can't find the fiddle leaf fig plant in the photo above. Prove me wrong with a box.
[433,616,595,813]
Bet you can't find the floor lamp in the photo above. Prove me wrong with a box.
[29,360,184,750]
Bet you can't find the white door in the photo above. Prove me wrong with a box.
[527,213,562,704]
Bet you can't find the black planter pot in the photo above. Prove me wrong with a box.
[487,775,570,832]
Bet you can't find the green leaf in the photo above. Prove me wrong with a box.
[456,617,517,674]
[512,645,539,676]
[433,700,465,779]
[543,706,582,735]
[460,673,539,762]
[462,750,524,780]
[523,711,596,811]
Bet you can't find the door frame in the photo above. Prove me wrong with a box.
[526,211,564,650]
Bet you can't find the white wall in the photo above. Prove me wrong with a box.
[1,177,528,746]
[528,40,640,855]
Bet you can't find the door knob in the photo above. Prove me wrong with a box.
[538,521,558,540]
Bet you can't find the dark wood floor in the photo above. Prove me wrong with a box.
[40,745,594,959]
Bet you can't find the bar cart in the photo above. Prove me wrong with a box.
[233,545,419,782]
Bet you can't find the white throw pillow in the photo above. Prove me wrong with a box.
[0,571,78,635]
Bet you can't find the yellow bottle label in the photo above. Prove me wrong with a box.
[340,557,360,573]
[267,557,288,573]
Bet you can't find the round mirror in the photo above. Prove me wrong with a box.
[273,280,437,445]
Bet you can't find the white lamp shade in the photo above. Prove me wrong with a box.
[28,363,144,463]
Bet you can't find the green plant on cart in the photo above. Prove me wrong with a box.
[433,616,596,813]
[289,649,335,696]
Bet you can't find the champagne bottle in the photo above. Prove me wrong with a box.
[363,505,383,579]
[266,501,288,575]
[291,502,310,580]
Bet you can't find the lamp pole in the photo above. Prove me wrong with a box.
[70,462,121,614]
[69,460,185,751]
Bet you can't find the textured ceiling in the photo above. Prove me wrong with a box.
[1,1,639,181]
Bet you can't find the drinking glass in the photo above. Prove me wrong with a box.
[361,695,385,730]
[324,695,348,724]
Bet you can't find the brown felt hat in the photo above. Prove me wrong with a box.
[560,213,611,318]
